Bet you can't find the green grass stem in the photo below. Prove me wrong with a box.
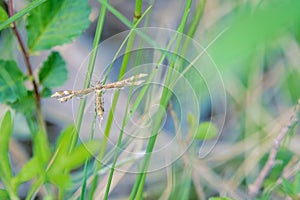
[71,0,108,152]
[87,5,152,199]
[0,0,47,30]
[130,1,192,198]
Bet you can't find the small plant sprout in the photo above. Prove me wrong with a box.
[51,73,148,119]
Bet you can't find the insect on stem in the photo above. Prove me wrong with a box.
[51,73,148,119]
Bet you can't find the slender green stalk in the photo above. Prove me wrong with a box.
[178,153,193,200]
[68,2,108,199]
[125,6,194,119]
[71,0,108,152]
[80,114,97,199]
[100,0,155,186]
[134,0,143,23]
[101,26,191,175]
[177,0,206,71]
[0,0,47,30]
[95,6,152,169]
[101,5,152,85]
[132,89,172,200]
[26,176,44,200]
[168,0,191,69]
[97,0,142,173]
[98,0,132,28]
[80,160,89,200]
[88,5,152,199]
[134,0,151,68]
[186,0,206,38]
[130,1,192,198]
[103,78,135,199]
[98,0,175,62]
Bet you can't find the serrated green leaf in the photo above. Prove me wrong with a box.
[38,51,67,88]
[0,29,15,60]
[12,158,39,185]
[195,122,219,140]
[41,87,52,97]
[0,0,47,31]
[0,189,9,200]
[0,111,13,189]
[0,5,8,23]
[8,91,35,115]
[27,0,91,51]
[0,60,26,103]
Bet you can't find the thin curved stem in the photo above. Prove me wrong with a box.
[249,99,300,197]
[8,0,46,133]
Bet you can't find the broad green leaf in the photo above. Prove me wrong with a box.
[49,140,100,174]
[0,5,8,23]
[281,178,295,196]
[188,113,219,140]
[42,195,56,200]
[8,91,35,115]
[0,29,15,60]
[209,197,234,200]
[12,158,39,185]
[261,149,293,183]
[64,140,100,171]
[47,125,76,172]
[208,0,300,69]
[38,51,67,88]
[0,60,26,103]
[47,171,71,188]
[294,172,300,194]
[0,111,13,187]
[41,87,52,97]
[55,125,76,157]
[26,0,91,51]
[33,130,51,166]
[0,189,9,200]
[282,69,300,103]
[294,23,300,45]
[195,122,219,140]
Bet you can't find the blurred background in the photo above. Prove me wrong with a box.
[1,0,300,199]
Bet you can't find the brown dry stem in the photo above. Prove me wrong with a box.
[249,99,300,197]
